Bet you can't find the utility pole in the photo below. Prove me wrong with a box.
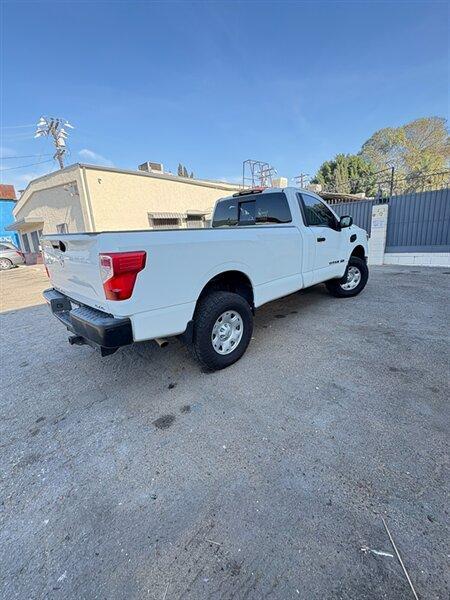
[293,172,310,188]
[35,116,74,169]
[389,166,395,200]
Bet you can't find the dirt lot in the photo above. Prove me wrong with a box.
[0,265,449,599]
[0,265,48,312]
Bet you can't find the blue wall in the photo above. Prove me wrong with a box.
[0,200,19,246]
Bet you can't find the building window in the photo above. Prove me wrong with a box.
[21,233,31,253]
[186,214,205,228]
[56,223,68,234]
[152,217,181,229]
[148,213,182,230]
[30,231,41,252]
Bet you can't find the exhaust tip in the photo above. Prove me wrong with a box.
[68,335,86,346]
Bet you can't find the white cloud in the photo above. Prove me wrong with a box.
[78,148,114,167]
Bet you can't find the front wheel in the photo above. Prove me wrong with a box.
[191,291,253,370]
[325,256,369,297]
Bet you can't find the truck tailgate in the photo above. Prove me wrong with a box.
[41,235,108,310]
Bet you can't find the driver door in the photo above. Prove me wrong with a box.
[298,193,346,284]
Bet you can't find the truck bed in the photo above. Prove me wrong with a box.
[42,225,304,341]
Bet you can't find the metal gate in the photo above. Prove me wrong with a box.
[330,200,374,235]
[385,188,450,253]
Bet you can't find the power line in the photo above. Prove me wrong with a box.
[0,159,54,172]
[0,153,53,160]
[293,172,310,188]
[1,132,38,141]
[0,124,36,129]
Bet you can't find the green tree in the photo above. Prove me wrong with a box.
[177,163,195,179]
[360,116,449,178]
[312,154,376,195]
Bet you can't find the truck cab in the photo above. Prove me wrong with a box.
[212,187,367,288]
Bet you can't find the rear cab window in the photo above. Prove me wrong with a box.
[213,192,292,227]
[212,198,238,227]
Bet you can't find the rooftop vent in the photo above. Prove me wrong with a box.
[138,161,164,174]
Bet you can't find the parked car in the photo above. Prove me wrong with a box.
[0,242,25,270]
[41,187,369,370]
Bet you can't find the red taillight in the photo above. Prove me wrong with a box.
[99,251,146,301]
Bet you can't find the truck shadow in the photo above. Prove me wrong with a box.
[121,283,331,372]
[1,283,332,394]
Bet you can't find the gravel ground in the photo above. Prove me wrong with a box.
[0,265,449,600]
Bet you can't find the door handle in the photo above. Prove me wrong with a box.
[317,237,326,242]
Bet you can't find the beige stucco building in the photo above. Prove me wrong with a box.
[7,163,240,257]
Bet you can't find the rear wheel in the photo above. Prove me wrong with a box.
[0,258,13,271]
[191,291,253,370]
[325,256,368,297]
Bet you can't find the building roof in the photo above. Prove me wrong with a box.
[0,184,16,200]
[19,163,240,195]
[5,216,44,231]
[13,163,241,216]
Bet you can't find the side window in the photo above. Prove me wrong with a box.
[212,199,238,227]
[299,193,336,227]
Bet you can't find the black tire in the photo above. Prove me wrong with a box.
[325,256,369,297]
[0,258,13,271]
[191,291,253,371]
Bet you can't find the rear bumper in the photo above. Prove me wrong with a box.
[43,288,133,351]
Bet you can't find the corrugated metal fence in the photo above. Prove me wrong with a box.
[385,188,450,253]
[331,199,375,235]
[328,188,449,252]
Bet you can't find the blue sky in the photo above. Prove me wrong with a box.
[1,0,448,191]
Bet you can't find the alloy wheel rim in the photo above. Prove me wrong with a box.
[212,310,244,355]
[341,265,361,290]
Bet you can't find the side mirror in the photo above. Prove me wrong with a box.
[340,215,353,228]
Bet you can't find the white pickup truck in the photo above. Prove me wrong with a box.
[42,187,369,370]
